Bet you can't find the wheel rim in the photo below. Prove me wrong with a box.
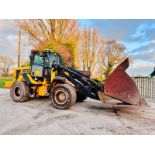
[14,86,22,97]
[54,90,67,105]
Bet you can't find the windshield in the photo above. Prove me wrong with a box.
[45,52,62,68]
[33,54,44,66]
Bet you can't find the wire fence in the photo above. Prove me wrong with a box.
[133,77,155,101]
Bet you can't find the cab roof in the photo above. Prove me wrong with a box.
[31,49,53,53]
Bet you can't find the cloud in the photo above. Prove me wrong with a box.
[0,20,31,63]
[0,20,18,37]
[127,59,154,76]
[131,23,155,41]
[122,39,155,54]
[90,19,151,41]
[132,50,155,62]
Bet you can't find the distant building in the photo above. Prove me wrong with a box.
[150,67,155,77]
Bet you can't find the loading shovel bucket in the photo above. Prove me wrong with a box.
[98,58,148,106]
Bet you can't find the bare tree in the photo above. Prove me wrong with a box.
[78,27,105,76]
[17,19,79,66]
[0,56,14,76]
[97,40,126,80]
[17,20,126,81]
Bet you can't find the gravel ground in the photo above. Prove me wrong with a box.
[0,88,155,135]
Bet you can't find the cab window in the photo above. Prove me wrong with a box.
[44,55,50,68]
[33,54,43,66]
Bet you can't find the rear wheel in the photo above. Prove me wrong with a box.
[10,81,30,102]
[50,84,77,109]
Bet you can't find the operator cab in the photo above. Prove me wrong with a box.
[30,50,62,79]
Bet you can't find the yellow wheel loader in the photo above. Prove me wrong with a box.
[9,49,148,109]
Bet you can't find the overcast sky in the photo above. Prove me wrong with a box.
[0,19,155,76]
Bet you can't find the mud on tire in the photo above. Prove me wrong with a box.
[50,84,77,109]
[10,81,30,102]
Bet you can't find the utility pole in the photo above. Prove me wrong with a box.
[25,34,29,60]
[18,31,21,67]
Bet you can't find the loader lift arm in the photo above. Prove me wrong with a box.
[53,63,102,100]
[53,58,148,106]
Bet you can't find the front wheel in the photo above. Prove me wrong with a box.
[50,84,77,109]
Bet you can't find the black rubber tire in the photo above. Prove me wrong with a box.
[50,84,77,109]
[76,92,87,102]
[10,81,29,102]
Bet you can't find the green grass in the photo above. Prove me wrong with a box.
[0,77,13,88]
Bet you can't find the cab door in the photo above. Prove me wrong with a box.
[31,53,44,77]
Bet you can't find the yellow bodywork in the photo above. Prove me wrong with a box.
[18,74,50,96]
[51,68,57,82]
[64,71,69,76]
[37,84,49,96]
[5,65,57,97]
[17,73,52,96]
[4,81,14,88]
[4,66,30,88]
[34,70,41,76]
